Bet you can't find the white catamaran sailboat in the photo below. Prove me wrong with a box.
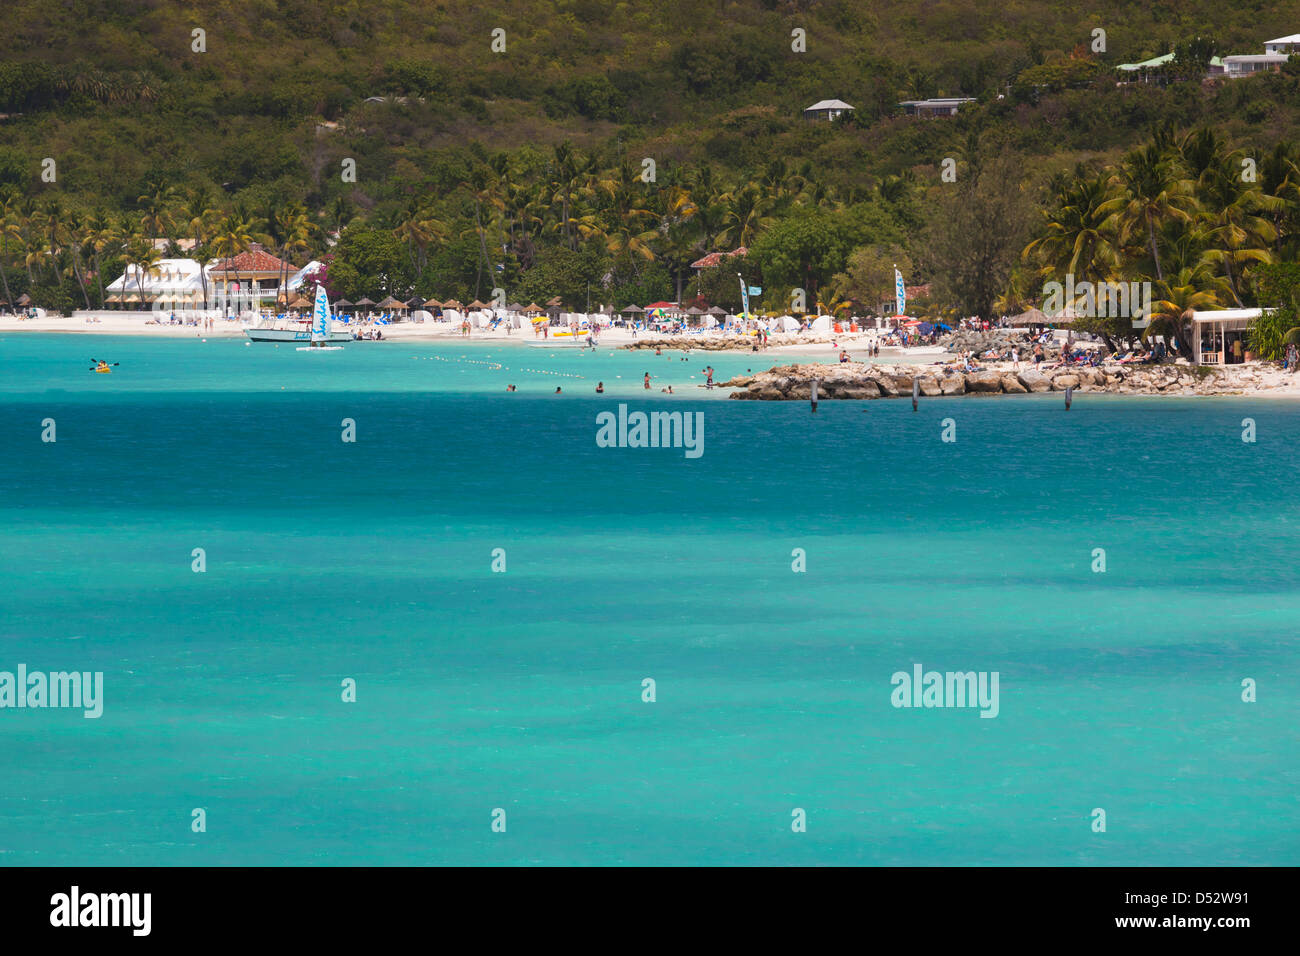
[296,286,345,351]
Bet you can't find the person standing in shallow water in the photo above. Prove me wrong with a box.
[644,372,651,389]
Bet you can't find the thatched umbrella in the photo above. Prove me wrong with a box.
[442,298,463,310]
[467,299,488,310]
[333,298,354,312]
[507,302,525,312]
[523,302,543,314]
[622,304,644,314]
[1008,307,1048,327]
[706,305,726,315]
[17,293,32,306]
[377,295,407,310]
[423,298,443,309]
[405,296,424,309]
[354,296,376,308]
[288,295,312,310]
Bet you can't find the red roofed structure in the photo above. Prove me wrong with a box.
[689,246,748,270]
[209,243,293,308]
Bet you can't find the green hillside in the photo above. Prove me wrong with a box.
[5,0,1300,336]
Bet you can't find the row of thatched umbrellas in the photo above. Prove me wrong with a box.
[279,296,733,318]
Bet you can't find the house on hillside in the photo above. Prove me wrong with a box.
[1265,34,1300,55]
[1116,51,1227,83]
[803,99,854,122]
[898,97,976,117]
[1222,53,1290,76]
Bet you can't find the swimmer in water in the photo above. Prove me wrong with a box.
[595,382,604,393]
[555,386,562,394]
[644,373,651,389]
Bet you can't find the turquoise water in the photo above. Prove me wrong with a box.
[0,334,1296,866]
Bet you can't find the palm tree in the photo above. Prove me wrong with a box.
[137,186,176,246]
[1023,170,1121,290]
[394,197,445,281]
[1195,160,1282,305]
[125,232,162,312]
[84,211,119,309]
[460,167,505,300]
[0,188,19,310]
[181,188,217,309]
[1144,266,1228,358]
[1110,143,1197,282]
[65,212,94,310]
[39,197,65,281]
[721,183,773,248]
[210,213,255,311]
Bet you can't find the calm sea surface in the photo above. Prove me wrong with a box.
[0,334,1296,865]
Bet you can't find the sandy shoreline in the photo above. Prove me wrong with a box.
[0,314,908,354]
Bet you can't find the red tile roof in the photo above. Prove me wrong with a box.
[690,246,748,270]
[211,245,290,275]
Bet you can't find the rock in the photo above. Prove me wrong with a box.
[939,373,966,395]
[1017,370,1051,392]
[873,375,900,396]
[965,370,1004,393]
[917,376,943,396]
[1050,374,1080,390]
[838,384,881,400]
[1001,373,1027,393]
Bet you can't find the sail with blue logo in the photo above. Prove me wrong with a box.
[311,285,330,342]
[894,266,906,315]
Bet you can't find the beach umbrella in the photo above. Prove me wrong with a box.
[443,298,463,310]
[377,295,406,310]
[1008,308,1047,327]
[467,299,488,310]
[523,302,542,314]
[423,298,443,309]
[405,296,424,309]
[706,305,726,315]
[17,293,32,306]
[333,298,354,311]
[355,297,376,308]
[622,304,644,314]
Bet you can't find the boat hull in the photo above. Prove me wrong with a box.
[245,328,353,343]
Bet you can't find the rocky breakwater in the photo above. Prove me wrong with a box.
[622,331,873,351]
[724,361,1297,400]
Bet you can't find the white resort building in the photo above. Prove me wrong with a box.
[104,258,209,310]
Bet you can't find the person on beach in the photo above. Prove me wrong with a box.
[839,350,850,363]
[1033,343,1044,366]
[705,366,714,387]
[644,373,651,389]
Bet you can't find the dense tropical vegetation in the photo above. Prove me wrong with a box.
[6,0,1300,345]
